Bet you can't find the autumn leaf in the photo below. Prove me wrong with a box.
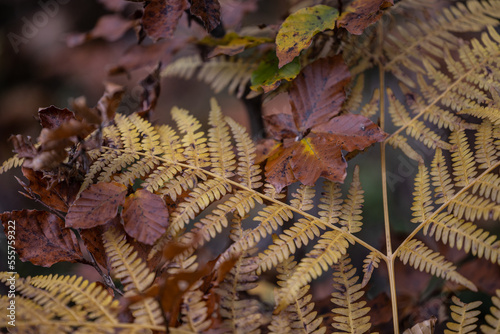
[38,106,76,129]
[66,182,127,229]
[67,14,135,47]
[261,56,387,191]
[0,210,85,267]
[190,0,221,32]
[276,5,338,68]
[337,0,393,35]
[200,32,272,57]
[250,51,301,93]
[143,0,189,42]
[122,189,169,245]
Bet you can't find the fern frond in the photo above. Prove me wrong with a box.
[361,252,381,288]
[359,88,379,118]
[425,212,500,264]
[276,231,352,307]
[471,172,500,203]
[270,257,326,334]
[161,54,258,98]
[430,148,455,205]
[290,185,316,212]
[450,130,477,187]
[330,255,371,334]
[226,116,263,189]
[318,180,343,226]
[339,165,364,234]
[103,228,155,295]
[397,239,476,291]
[129,297,164,327]
[411,164,435,224]
[0,154,24,174]
[444,296,482,334]
[449,191,500,222]
[475,120,499,169]
[180,285,212,332]
[481,289,500,333]
[387,134,424,163]
[344,74,365,113]
[208,98,236,178]
[460,106,500,126]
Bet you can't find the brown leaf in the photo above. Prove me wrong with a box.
[136,66,161,120]
[337,0,394,35]
[190,0,221,32]
[38,106,76,130]
[66,182,128,229]
[289,56,351,131]
[96,82,124,123]
[67,14,135,47]
[9,135,36,159]
[17,167,80,212]
[122,189,169,245]
[0,210,85,267]
[143,0,189,42]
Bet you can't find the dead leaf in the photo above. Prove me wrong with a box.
[337,0,394,35]
[190,0,221,32]
[0,210,85,267]
[136,66,161,120]
[38,106,76,130]
[261,57,387,191]
[65,182,128,229]
[143,0,189,42]
[96,82,124,124]
[67,14,135,47]
[9,135,37,159]
[122,189,169,245]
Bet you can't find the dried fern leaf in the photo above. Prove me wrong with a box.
[361,251,381,288]
[340,165,364,233]
[448,191,500,222]
[411,164,435,224]
[318,180,343,226]
[343,74,365,113]
[397,239,476,291]
[180,282,212,332]
[359,88,380,118]
[471,172,500,203]
[424,212,500,264]
[387,134,424,163]
[430,148,455,205]
[103,228,155,295]
[129,297,164,327]
[459,106,500,126]
[450,130,477,187]
[330,255,371,334]
[208,98,236,178]
[290,185,316,212]
[270,257,326,334]
[276,231,352,308]
[481,289,500,333]
[444,296,482,334]
[475,120,499,169]
[0,154,24,174]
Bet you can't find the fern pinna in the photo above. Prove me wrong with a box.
[1,0,500,333]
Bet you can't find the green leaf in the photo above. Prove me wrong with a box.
[250,52,301,93]
[276,5,338,68]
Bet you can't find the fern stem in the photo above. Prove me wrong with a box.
[396,160,500,254]
[100,146,385,258]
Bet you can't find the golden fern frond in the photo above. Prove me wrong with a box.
[460,106,500,126]
[161,54,258,98]
[475,120,499,169]
[448,191,500,222]
[226,116,263,189]
[343,74,365,113]
[330,255,372,334]
[276,231,352,307]
[411,164,435,224]
[180,282,212,332]
[129,297,164,327]
[444,296,482,334]
[430,148,455,205]
[359,88,379,118]
[397,239,476,291]
[387,134,424,163]
[361,251,381,288]
[424,212,500,264]
[472,172,500,203]
[0,154,24,174]
[481,289,500,333]
[208,98,236,178]
[450,130,477,188]
[290,185,316,212]
[102,228,155,295]
[269,257,326,334]
[318,180,343,226]
[339,165,364,234]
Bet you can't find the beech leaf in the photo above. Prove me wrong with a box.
[337,0,394,35]
[0,210,84,267]
[66,182,127,229]
[190,0,221,32]
[122,189,169,245]
[276,5,338,68]
[143,0,189,42]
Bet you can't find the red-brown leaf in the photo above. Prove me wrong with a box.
[289,56,351,132]
[122,189,169,245]
[337,0,394,35]
[190,0,221,32]
[0,210,84,267]
[66,182,127,229]
[143,0,189,42]
[38,106,76,130]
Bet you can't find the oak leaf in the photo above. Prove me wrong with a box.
[276,5,338,68]
[261,56,387,191]
[65,182,127,229]
[122,189,169,245]
[0,210,85,267]
[337,0,394,35]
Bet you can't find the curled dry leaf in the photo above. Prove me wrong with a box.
[0,210,84,267]
[67,14,135,47]
[261,56,387,191]
[66,182,128,229]
[38,106,76,130]
[337,0,394,35]
[122,189,169,245]
[190,0,222,32]
[143,0,189,41]
[276,5,338,68]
